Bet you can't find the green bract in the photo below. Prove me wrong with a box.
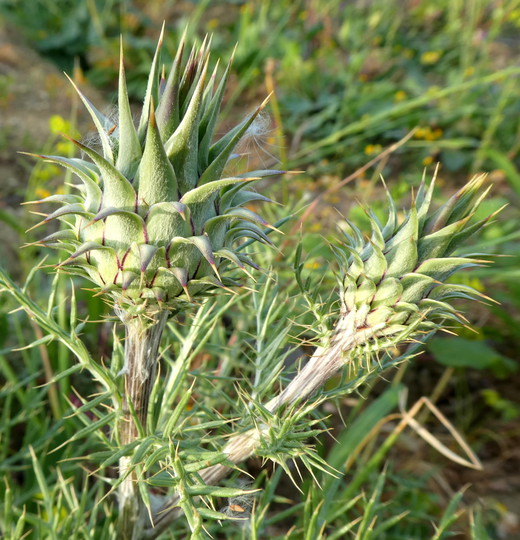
[26,28,280,314]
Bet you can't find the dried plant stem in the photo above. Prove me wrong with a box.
[118,310,169,540]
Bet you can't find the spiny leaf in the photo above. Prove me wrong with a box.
[165,55,209,193]
[180,176,258,234]
[21,153,102,212]
[200,94,271,186]
[198,46,236,170]
[156,27,187,140]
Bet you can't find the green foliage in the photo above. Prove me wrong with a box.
[428,336,516,375]
[0,0,126,71]
[3,0,520,177]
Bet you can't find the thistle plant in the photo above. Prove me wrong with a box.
[268,173,497,409]
[7,26,500,540]
[23,26,280,538]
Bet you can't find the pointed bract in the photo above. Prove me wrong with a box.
[116,38,142,179]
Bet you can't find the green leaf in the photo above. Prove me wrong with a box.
[145,201,189,244]
[354,277,376,307]
[431,490,464,540]
[198,50,235,171]
[0,267,116,393]
[187,485,258,497]
[43,203,93,223]
[197,507,246,521]
[484,148,520,197]
[165,57,209,193]
[27,154,102,212]
[470,508,493,540]
[201,95,270,186]
[181,176,257,234]
[372,277,404,308]
[385,236,418,277]
[428,336,515,371]
[415,256,481,281]
[156,29,186,140]
[322,385,402,511]
[364,244,387,282]
[399,273,434,303]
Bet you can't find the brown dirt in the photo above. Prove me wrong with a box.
[0,20,106,276]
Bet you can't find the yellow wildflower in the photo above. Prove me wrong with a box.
[422,156,434,166]
[49,115,76,136]
[415,126,442,141]
[56,141,74,155]
[364,144,382,155]
[394,90,407,102]
[414,127,428,139]
[35,187,51,199]
[421,51,442,65]
[508,8,520,25]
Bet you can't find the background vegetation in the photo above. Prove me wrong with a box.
[1,0,519,538]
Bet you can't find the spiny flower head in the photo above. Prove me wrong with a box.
[329,172,499,361]
[25,27,282,315]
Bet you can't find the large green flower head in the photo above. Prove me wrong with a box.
[26,27,281,315]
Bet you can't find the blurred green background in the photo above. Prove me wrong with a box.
[1,0,520,538]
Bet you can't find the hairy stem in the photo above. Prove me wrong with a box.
[117,309,169,540]
[145,309,376,538]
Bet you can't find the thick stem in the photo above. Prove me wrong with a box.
[118,310,169,540]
